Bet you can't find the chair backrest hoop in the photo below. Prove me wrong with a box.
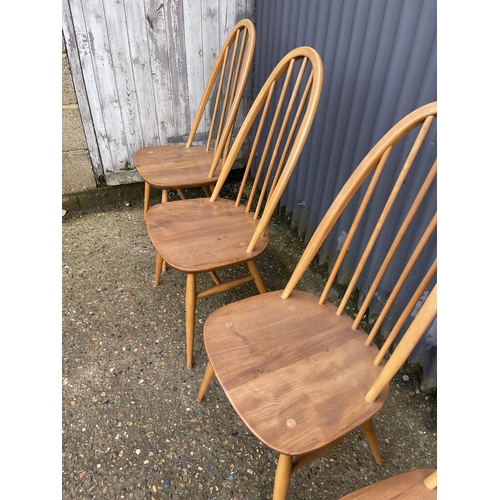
[186,19,256,167]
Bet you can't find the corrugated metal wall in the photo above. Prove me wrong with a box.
[253,0,437,387]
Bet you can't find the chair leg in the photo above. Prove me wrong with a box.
[159,189,168,273]
[247,260,268,294]
[144,182,151,219]
[273,454,293,500]
[186,273,197,369]
[155,253,163,286]
[196,361,214,402]
[361,418,382,465]
[209,271,221,285]
[202,185,211,197]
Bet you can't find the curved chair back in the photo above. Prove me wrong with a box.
[187,19,256,170]
[210,46,324,243]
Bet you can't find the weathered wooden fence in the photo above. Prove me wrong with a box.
[62,0,255,186]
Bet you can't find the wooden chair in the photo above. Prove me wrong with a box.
[146,46,324,368]
[135,18,256,218]
[338,468,437,499]
[196,101,437,499]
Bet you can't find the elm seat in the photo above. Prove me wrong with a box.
[146,197,269,273]
[339,468,437,499]
[202,289,389,456]
[135,146,219,192]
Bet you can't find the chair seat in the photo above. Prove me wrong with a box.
[204,290,389,456]
[339,468,437,499]
[135,145,220,190]
[146,198,270,273]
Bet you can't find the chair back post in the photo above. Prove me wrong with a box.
[352,161,437,326]
[424,470,437,490]
[365,283,437,403]
[371,258,436,362]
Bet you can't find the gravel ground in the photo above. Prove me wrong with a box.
[62,186,437,500]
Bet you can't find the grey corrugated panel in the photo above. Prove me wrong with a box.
[254,0,436,231]
[255,0,437,249]
[253,0,437,388]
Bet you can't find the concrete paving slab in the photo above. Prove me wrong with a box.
[62,185,436,499]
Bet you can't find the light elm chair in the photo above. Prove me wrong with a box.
[135,19,256,283]
[196,102,437,499]
[146,46,324,368]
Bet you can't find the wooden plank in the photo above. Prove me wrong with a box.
[219,0,241,127]
[200,1,220,133]
[64,0,113,176]
[62,0,103,182]
[221,0,237,37]
[183,0,206,134]
[237,0,255,19]
[102,0,143,166]
[235,0,255,122]
[164,0,190,137]
[80,0,128,173]
[122,0,160,151]
[143,0,175,144]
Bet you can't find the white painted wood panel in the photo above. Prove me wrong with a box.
[81,0,128,175]
[102,0,143,166]
[143,0,176,147]
[123,0,159,149]
[64,0,114,178]
[164,0,190,135]
[62,0,103,182]
[183,0,205,135]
